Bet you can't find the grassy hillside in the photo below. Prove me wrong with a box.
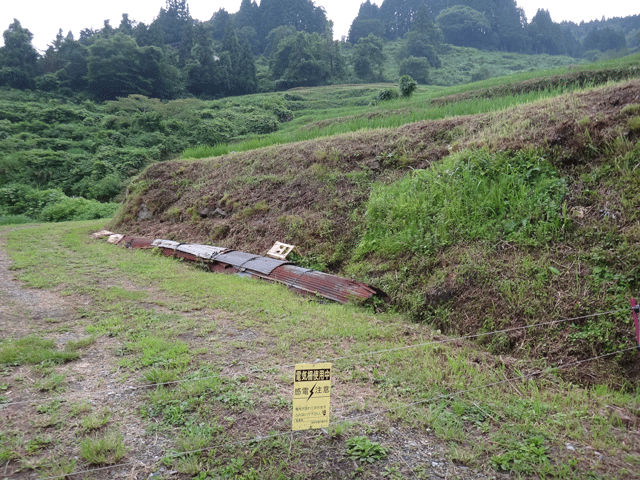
[113,57,640,381]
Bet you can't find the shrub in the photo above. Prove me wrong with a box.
[375,89,399,103]
[471,66,491,82]
[192,118,236,146]
[244,114,280,134]
[399,75,418,98]
[40,197,119,222]
[0,184,66,217]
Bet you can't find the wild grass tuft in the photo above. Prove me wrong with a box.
[0,336,79,366]
[357,148,568,258]
[79,429,127,465]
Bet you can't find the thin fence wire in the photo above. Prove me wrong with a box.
[37,345,637,480]
[334,346,638,424]
[318,308,629,364]
[2,308,629,408]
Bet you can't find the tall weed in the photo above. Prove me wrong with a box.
[357,149,568,257]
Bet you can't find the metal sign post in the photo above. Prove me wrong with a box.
[630,298,640,360]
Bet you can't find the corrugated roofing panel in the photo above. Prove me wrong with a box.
[213,251,260,269]
[177,244,226,260]
[152,239,180,249]
[269,264,378,303]
[242,256,291,275]
[104,233,386,304]
[122,236,155,249]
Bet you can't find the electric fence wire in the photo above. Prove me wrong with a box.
[1,308,631,408]
[37,345,638,480]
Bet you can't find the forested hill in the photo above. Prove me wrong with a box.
[1,0,639,100]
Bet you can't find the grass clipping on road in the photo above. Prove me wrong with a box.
[0,221,638,479]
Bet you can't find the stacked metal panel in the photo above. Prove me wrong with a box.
[104,234,385,304]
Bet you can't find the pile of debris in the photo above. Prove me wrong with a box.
[93,231,386,305]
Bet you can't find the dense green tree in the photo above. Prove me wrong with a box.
[236,39,258,94]
[86,33,179,100]
[56,35,90,92]
[323,30,347,80]
[222,25,242,68]
[348,1,384,44]
[78,28,97,45]
[583,26,627,53]
[40,29,66,74]
[118,14,135,36]
[352,34,385,81]
[87,34,147,99]
[139,45,182,99]
[237,26,260,55]
[209,8,232,42]
[405,3,442,68]
[234,0,261,33]
[222,25,257,95]
[152,0,194,66]
[0,20,39,89]
[527,9,564,55]
[348,18,385,45]
[436,5,491,48]
[258,0,328,40]
[269,30,342,89]
[100,20,115,38]
[264,25,298,57]
[467,0,528,52]
[559,25,582,57]
[379,0,427,40]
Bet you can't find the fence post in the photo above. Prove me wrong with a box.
[630,298,640,360]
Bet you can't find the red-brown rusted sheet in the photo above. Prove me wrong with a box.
[111,234,385,304]
[121,236,155,249]
[269,264,383,304]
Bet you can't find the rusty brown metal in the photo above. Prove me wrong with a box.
[119,236,155,249]
[106,234,386,304]
[269,265,384,304]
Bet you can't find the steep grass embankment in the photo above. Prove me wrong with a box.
[112,79,640,382]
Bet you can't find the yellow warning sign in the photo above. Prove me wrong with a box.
[292,363,331,431]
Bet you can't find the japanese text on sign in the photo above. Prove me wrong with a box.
[292,363,332,431]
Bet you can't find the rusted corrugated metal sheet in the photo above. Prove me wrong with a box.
[104,233,385,304]
[269,265,382,304]
[120,236,155,249]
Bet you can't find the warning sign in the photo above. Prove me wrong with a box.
[292,363,331,431]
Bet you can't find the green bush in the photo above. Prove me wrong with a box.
[399,75,418,98]
[40,197,119,222]
[244,114,280,134]
[0,184,66,217]
[375,89,399,102]
[193,118,237,146]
